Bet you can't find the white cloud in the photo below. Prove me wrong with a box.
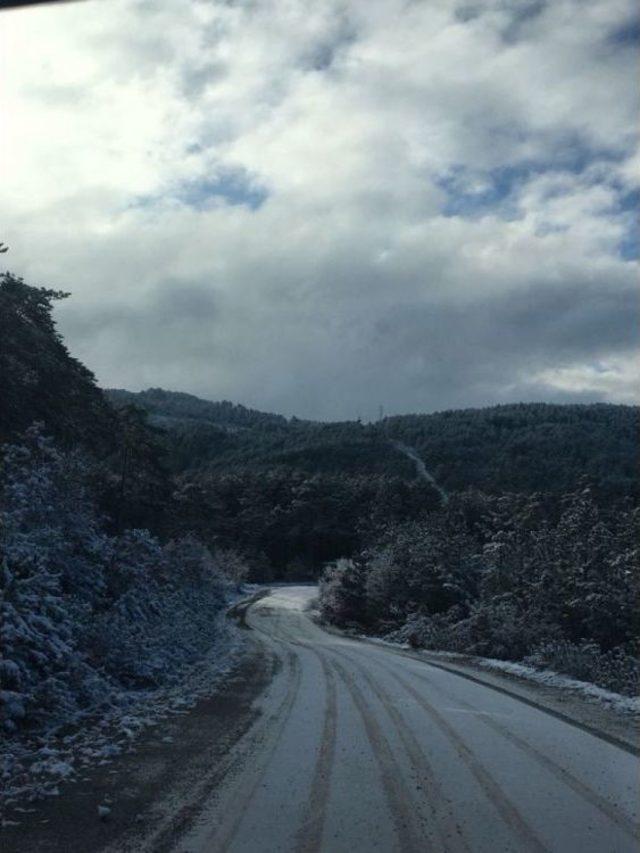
[532,354,640,404]
[0,0,637,418]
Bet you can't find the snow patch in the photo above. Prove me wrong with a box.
[0,617,246,813]
[475,657,640,715]
[359,635,640,716]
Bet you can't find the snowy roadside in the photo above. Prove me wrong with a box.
[1,613,247,824]
[308,590,639,753]
[355,635,639,752]
[363,636,640,716]
[473,656,640,714]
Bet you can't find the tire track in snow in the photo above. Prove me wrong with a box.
[190,649,303,853]
[382,666,550,853]
[393,662,640,844]
[329,657,428,852]
[294,652,338,853]
[325,645,471,853]
[336,642,549,853]
[142,646,298,853]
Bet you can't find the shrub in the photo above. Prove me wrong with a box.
[524,640,640,696]
[1,429,245,732]
[318,487,639,695]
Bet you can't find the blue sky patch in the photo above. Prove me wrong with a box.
[618,231,639,261]
[176,170,268,211]
[437,164,533,219]
[615,188,640,214]
[438,139,628,221]
[607,17,640,47]
[130,169,269,213]
[617,193,639,261]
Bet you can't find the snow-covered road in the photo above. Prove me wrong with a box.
[172,585,639,853]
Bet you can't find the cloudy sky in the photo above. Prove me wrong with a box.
[1,0,638,420]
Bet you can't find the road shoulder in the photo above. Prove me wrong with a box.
[397,648,638,755]
[0,640,273,853]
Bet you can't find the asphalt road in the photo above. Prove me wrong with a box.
[172,585,639,853]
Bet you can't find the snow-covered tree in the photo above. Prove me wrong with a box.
[1,426,244,731]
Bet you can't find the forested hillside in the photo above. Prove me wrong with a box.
[0,274,116,451]
[378,404,638,500]
[106,387,416,479]
[0,274,245,746]
[1,270,638,743]
[107,387,289,432]
[106,387,638,501]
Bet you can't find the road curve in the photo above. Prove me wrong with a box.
[174,586,639,853]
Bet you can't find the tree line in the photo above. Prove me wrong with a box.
[319,486,639,694]
[1,270,638,720]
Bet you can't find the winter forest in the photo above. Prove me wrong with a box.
[1,271,638,808]
[2,0,638,845]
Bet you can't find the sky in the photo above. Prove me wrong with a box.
[1,0,638,421]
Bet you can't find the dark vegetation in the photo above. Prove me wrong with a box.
[0,274,116,452]
[172,469,439,580]
[1,269,638,727]
[0,275,244,735]
[381,405,638,501]
[107,387,417,479]
[106,387,638,501]
[319,489,639,694]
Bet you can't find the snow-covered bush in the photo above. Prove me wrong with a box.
[1,427,111,602]
[319,488,639,695]
[319,558,367,628]
[1,428,244,734]
[0,428,113,732]
[524,641,640,697]
[88,535,230,687]
[0,555,111,732]
[387,597,561,661]
[214,547,250,589]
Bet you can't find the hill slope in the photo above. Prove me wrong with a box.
[106,388,416,479]
[0,274,116,451]
[105,389,638,500]
[377,402,638,499]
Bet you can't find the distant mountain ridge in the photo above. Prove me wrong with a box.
[105,387,413,479]
[105,388,638,500]
[106,387,290,430]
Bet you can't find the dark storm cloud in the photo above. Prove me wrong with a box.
[56,261,637,421]
[383,278,636,364]
[299,16,358,72]
[454,0,547,40]
[60,280,220,366]
[606,13,640,47]
[363,275,638,413]
[498,0,548,44]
